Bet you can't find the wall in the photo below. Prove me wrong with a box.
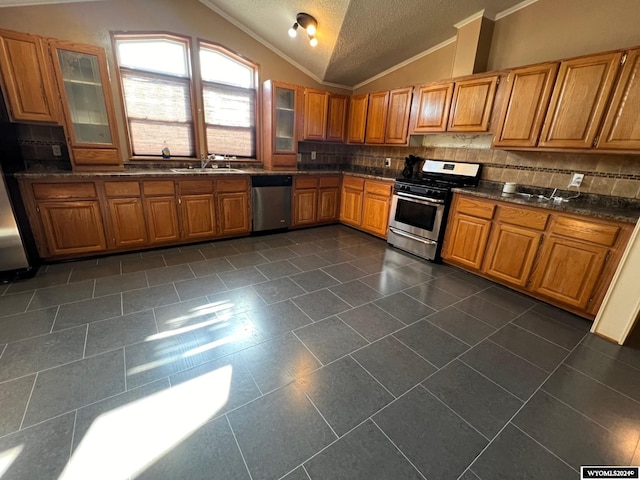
[353,42,456,94]
[488,0,640,70]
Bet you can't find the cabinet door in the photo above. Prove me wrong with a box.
[49,40,121,168]
[530,235,608,309]
[411,82,453,133]
[361,193,390,237]
[384,87,412,144]
[339,187,363,226]
[493,63,559,147]
[318,188,339,223]
[145,196,180,244]
[218,192,250,236]
[539,52,622,148]
[443,213,492,270]
[364,91,389,144]
[181,194,216,240]
[107,198,147,248]
[303,88,329,141]
[38,200,106,255]
[347,94,368,143]
[448,75,498,132]
[293,188,318,226]
[597,49,640,150]
[273,84,298,153]
[0,30,58,123]
[482,224,541,287]
[326,94,348,142]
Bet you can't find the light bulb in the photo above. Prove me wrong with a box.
[306,24,316,36]
[288,23,298,38]
[309,36,318,47]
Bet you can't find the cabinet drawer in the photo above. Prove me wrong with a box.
[365,180,392,196]
[456,197,495,219]
[295,177,319,189]
[497,205,548,230]
[179,180,214,195]
[143,181,175,196]
[551,216,620,247]
[72,148,120,166]
[342,176,364,190]
[104,181,140,197]
[319,176,340,188]
[33,182,97,200]
[217,178,248,193]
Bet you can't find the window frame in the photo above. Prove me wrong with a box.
[111,31,260,163]
[196,39,260,160]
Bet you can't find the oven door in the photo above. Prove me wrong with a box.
[387,192,446,261]
[388,192,445,242]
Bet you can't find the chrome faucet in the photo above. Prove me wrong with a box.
[200,154,213,169]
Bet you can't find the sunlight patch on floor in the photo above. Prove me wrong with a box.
[0,445,23,479]
[59,365,233,480]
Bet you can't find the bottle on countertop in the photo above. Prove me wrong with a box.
[161,141,171,159]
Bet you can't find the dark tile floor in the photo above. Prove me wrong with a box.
[1,224,639,479]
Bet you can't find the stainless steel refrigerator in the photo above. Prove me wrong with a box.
[0,170,31,274]
[0,118,39,282]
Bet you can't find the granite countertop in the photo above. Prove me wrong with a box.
[454,185,640,223]
[14,167,395,182]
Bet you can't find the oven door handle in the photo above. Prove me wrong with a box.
[395,192,445,204]
[389,227,438,246]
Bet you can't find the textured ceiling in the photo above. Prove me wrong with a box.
[0,0,531,87]
[201,0,529,87]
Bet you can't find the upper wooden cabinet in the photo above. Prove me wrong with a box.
[410,82,454,133]
[49,39,122,170]
[0,29,59,123]
[492,62,559,147]
[326,94,348,142]
[303,88,329,141]
[263,80,302,170]
[347,94,368,143]
[364,91,389,144]
[303,89,348,142]
[448,74,499,132]
[363,88,412,145]
[384,87,413,144]
[597,48,640,150]
[538,51,622,149]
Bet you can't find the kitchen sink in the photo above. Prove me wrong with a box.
[171,168,245,174]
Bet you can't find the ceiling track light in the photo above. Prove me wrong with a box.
[288,12,318,46]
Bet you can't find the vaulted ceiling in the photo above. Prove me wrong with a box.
[0,0,533,88]
[199,0,531,87]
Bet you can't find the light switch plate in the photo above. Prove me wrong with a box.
[52,145,62,157]
[384,157,391,167]
[311,151,316,160]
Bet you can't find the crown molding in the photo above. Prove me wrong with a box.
[453,10,486,29]
[493,0,540,20]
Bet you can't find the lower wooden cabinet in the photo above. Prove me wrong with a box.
[443,214,492,270]
[37,200,107,255]
[145,196,180,244]
[107,198,147,248]
[442,193,632,319]
[19,176,252,259]
[339,175,392,238]
[292,175,340,228]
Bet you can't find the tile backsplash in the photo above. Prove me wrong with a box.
[298,141,640,199]
[15,124,72,171]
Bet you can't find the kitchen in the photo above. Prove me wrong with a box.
[1,0,640,479]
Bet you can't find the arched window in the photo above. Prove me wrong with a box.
[113,33,258,160]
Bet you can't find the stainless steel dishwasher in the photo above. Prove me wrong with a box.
[251,175,293,232]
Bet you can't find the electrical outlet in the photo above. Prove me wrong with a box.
[311,151,316,160]
[384,157,391,167]
[568,173,584,188]
[52,145,62,157]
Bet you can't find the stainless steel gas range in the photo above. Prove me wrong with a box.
[387,159,481,262]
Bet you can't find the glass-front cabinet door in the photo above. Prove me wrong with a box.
[49,40,121,170]
[274,86,296,153]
